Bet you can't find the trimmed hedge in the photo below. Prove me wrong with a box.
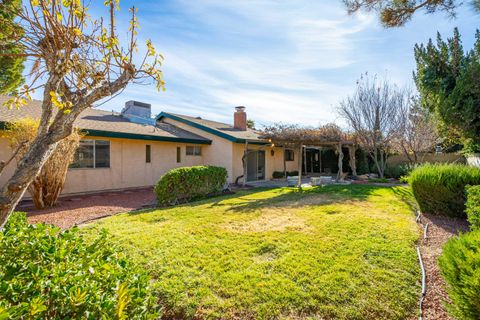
[155,166,228,205]
[272,171,300,179]
[409,164,480,217]
[466,185,480,230]
[0,212,157,319]
[439,229,480,320]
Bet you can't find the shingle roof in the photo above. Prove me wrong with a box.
[157,112,267,144]
[0,96,211,144]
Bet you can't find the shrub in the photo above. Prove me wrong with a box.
[288,170,299,176]
[155,165,228,205]
[0,212,157,319]
[466,185,480,230]
[409,164,480,217]
[439,229,480,320]
[272,171,285,179]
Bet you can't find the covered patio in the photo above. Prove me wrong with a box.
[259,124,357,187]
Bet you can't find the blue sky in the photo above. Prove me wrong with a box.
[63,1,480,127]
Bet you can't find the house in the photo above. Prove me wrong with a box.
[0,96,299,195]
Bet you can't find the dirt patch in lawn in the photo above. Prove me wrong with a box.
[224,208,311,233]
[419,213,469,320]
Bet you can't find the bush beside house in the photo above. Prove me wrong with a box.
[155,166,228,205]
[0,212,157,319]
[439,229,480,320]
[409,164,480,217]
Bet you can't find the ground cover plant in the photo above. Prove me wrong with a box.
[0,212,157,319]
[409,164,480,217]
[83,184,420,319]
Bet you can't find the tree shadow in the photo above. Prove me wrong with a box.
[208,184,388,213]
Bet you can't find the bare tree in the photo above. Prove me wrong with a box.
[338,74,408,178]
[393,98,439,164]
[0,0,164,227]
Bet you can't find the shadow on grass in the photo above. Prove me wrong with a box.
[208,184,390,213]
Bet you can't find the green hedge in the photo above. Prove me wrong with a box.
[466,185,480,229]
[439,229,480,319]
[155,166,228,205]
[272,171,300,179]
[409,164,480,217]
[0,212,157,319]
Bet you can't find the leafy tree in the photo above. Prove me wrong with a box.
[247,119,256,130]
[338,74,409,178]
[343,0,475,27]
[414,28,480,153]
[393,97,439,164]
[1,119,80,209]
[0,0,164,228]
[0,0,25,94]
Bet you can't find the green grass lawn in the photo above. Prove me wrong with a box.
[83,185,420,319]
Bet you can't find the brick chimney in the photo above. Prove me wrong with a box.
[234,106,247,131]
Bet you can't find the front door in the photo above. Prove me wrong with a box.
[246,150,265,181]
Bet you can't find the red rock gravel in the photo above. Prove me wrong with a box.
[20,187,156,229]
[419,213,469,320]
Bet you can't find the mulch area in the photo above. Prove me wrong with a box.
[419,213,469,320]
[19,187,156,229]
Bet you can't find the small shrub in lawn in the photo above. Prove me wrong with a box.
[155,165,228,205]
[409,164,480,217]
[272,171,285,179]
[466,185,480,229]
[439,229,480,320]
[0,212,157,319]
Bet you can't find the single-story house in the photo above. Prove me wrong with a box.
[0,95,302,195]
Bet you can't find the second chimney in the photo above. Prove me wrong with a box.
[234,106,247,131]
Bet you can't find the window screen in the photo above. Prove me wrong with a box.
[186,145,202,156]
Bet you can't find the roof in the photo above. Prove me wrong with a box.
[0,96,211,144]
[157,112,268,144]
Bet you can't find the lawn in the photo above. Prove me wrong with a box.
[83,184,420,319]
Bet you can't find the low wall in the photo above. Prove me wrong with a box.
[387,153,465,166]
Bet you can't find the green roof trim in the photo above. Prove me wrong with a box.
[156,112,268,145]
[0,121,212,145]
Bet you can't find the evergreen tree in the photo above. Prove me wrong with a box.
[0,0,24,94]
[414,28,480,153]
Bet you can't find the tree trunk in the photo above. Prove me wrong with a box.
[0,133,61,228]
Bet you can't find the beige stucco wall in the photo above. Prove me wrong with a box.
[0,136,205,195]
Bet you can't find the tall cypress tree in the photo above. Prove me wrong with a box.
[0,0,24,95]
[414,28,480,153]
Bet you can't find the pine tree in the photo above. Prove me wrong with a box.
[0,0,25,94]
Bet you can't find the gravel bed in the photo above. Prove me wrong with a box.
[419,213,469,320]
[20,187,156,229]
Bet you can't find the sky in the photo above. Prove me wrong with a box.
[38,1,480,127]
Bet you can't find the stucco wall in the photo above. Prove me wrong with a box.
[0,136,205,195]
[160,118,236,181]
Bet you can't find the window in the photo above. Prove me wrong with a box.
[71,139,110,168]
[186,145,202,156]
[146,145,151,163]
[176,147,181,163]
[284,149,294,161]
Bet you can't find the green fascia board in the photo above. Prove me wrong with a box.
[0,121,211,145]
[83,129,212,144]
[157,112,269,145]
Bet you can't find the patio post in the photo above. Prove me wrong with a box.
[243,141,248,186]
[297,144,303,188]
[348,144,357,178]
[336,143,344,181]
